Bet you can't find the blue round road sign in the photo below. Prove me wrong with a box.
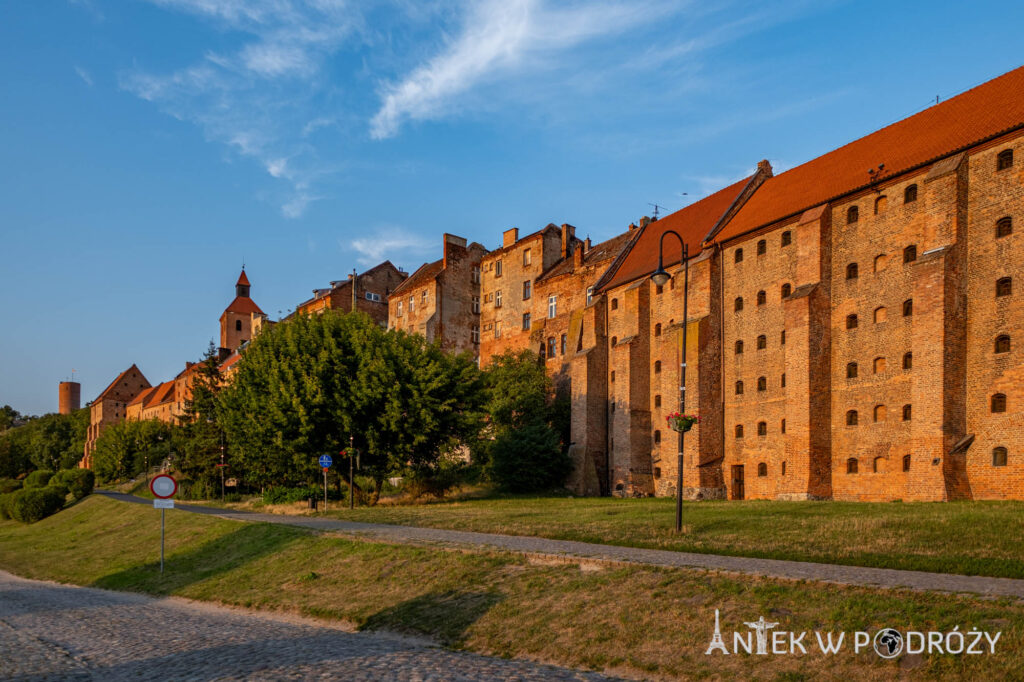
[319,454,332,468]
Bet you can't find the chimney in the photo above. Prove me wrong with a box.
[585,237,591,251]
[628,222,638,231]
[757,159,774,176]
[502,227,519,247]
[573,244,584,268]
[443,233,468,269]
[560,223,575,259]
[638,215,652,228]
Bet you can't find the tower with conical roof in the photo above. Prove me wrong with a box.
[220,269,264,352]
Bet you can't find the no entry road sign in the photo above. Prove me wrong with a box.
[150,474,178,499]
[319,454,332,468]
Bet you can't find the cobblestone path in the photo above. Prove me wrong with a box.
[99,491,1024,600]
[0,570,616,681]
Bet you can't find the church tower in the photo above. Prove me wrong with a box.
[220,269,264,353]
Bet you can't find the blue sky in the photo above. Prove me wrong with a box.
[2,0,1022,415]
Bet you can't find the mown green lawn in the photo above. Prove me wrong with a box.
[321,495,1024,578]
[1,495,1023,681]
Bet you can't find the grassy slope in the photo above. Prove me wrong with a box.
[319,496,1024,578]
[1,496,1023,680]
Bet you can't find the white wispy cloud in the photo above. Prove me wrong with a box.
[370,0,676,139]
[348,226,434,267]
[74,65,93,86]
[120,0,359,218]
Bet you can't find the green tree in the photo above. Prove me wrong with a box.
[481,350,572,491]
[218,312,484,501]
[174,342,227,495]
[91,419,173,484]
[0,405,22,432]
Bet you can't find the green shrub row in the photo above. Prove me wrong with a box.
[0,478,23,494]
[0,468,93,523]
[23,469,55,488]
[263,485,322,505]
[52,468,95,501]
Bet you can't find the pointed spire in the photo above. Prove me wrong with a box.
[237,269,251,287]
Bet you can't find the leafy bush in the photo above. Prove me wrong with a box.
[7,487,66,523]
[0,478,22,494]
[487,420,572,493]
[0,492,16,519]
[52,469,95,501]
[23,469,55,489]
[403,458,472,500]
[263,486,321,505]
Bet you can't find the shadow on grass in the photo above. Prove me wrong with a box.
[90,522,304,596]
[361,590,504,646]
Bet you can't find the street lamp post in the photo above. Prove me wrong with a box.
[649,230,689,534]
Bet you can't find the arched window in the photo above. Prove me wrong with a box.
[611,298,618,310]
[874,195,888,214]
[846,410,859,426]
[903,454,911,472]
[874,404,886,422]
[780,373,786,388]
[654,361,662,374]
[757,239,767,255]
[903,299,913,317]
[654,395,661,407]
[734,248,744,263]
[654,323,662,337]
[874,357,886,374]
[903,352,912,370]
[847,206,859,224]
[996,217,1013,238]
[735,381,744,395]
[902,404,912,421]
[997,277,1012,297]
[781,231,792,247]
[997,149,1014,171]
[781,283,792,298]
[874,306,887,323]
[756,335,766,349]
[757,376,767,391]
[846,362,858,379]
[757,462,767,476]
[993,447,1008,466]
[873,457,885,473]
[781,419,786,434]
[874,254,888,272]
[846,262,859,280]
[735,339,744,354]
[735,297,744,311]
[847,458,859,474]
[757,422,767,436]
[757,290,766,306]
[992,393,1007,413]
[735,424,744,438]
[995,335,1011,353]
[904,184,918,203]
[654,430,661,445]
[847,314,859,329]
[903,245,917,263]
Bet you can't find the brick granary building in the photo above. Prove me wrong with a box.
[395,65,1024,502]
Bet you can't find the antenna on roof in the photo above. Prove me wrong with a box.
[648,203,668,219]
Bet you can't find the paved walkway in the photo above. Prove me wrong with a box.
[0,570,616,681]
[99,491,1024,600]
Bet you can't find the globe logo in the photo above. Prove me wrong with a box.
[873,628,904,658]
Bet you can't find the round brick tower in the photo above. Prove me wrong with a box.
[59,381,81,415]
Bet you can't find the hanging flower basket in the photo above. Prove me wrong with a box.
[666,412,700,433]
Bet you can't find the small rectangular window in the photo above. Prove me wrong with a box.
[523,280,531,300]
[548,295,557,319]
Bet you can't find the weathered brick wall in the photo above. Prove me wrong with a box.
[965,132,1024,499]
[720,227,800,499]
[437,241,486,356]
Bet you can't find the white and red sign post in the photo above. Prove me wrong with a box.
[150,474,177,573]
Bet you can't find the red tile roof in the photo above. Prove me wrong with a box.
[219,352,241,372]
[127,386,157,407]
[596,175,755,292]
[144,381,175,408]
[237,270,251,287]
[223,295,265,316]
[390,259,443,296]
[716,65,1024,242]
